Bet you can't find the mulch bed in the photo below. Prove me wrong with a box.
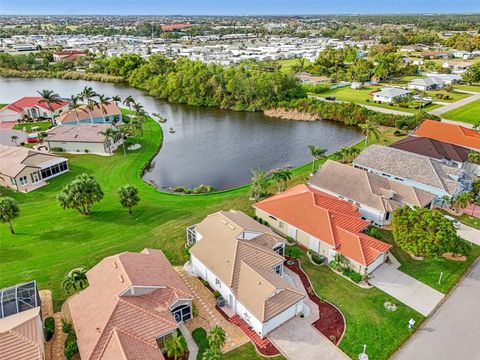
[164,351,189,360]
[286,258,345,344]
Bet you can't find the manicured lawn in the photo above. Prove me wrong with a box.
[277,58,311,73]
[376,229,480,294]
[442,100,480,125]
[454,84,480,93]
[298,250,423,360]
[13,121,52,132]
[224,343,286,360]
[315,86,440,114]
[450,213,480,230]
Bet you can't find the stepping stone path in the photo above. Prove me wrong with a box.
[175,267,249,352]
[39,290,68,360]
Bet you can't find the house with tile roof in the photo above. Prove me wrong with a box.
[0,144,69,192]
[309,160,436,226]
[373,87,410,103]
[414,120,480,151]
[187,210,305,339]
[353,145,469,201]
[0,97,69,123]
[0,281,44,360]
[69,249,193,360]
[56,103,122,125]
[254,185,392,275]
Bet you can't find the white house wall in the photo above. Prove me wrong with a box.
[262,300,303,335]
[366,253,387,273]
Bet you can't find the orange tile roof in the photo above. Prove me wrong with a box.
[414,120,480,151]
[254,184,392,267]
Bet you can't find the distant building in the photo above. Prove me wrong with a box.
[373,88,410,103]
[52,49,87,62]
[407,77,445,91]
[0,281,44,360]
[0,97,69,123]
[0,144,69,192]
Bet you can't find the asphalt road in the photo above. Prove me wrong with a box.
[392,259,480,360]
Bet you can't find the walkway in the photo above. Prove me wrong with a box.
[370,256,444,316]
[392,259,480,360]
[178,322,199,360]
[268,267,349,360]
[457,223,480,246]
[429,92,480,116]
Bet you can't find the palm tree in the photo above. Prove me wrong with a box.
[37,89,62,125]
[208,325,226,349]
[165,333,187,360]
[348,147,361,162]
[123,95,135,115]
[202,347,222,360]
[79,86,98,124]
[96,94,112,124]
[307,145,327,175]
[112,95,121,107]
[71,268,88,290]
[468,151,480,165]
[118,185,140,216]
[10,135,18,145]
[62,275,77,294]
[0,196,20,234]
[69,95,83,125]
[271,168,292,193]
[358,120,380,148]
[454,192,474,212]
[98,127,121,155]
[441,195,451,209]
[132,102,145,136]
[250,168,270,201]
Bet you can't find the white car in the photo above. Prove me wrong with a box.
[444,215,461,229]
[422,96,433,102]
[413,95,421,100]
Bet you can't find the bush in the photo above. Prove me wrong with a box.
[286,236,295,244]
[84,149,89,153]
[61,319,78,360]
[348,270,363,283]
[201,279,209,287]
[192,327,209,360]
[44,316,55,341]
[393,129,403,136]
[311,253,324,265]
[213,290,221,299]
[50,147,64,152]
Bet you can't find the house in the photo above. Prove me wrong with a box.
[390,136,473,169]
[46,124,122,155]
[353,145,468,201]
[254,185,392,274]
[0,97,69,123]
[442,61,473,74]
[188,210,305,339]
[55,102,122,125]
[451,50,472,59]
[294,72,332,85]
[0,281,44,360]
[52,49,86,62]
[350,82,363,90]
[414,120,480,151]
[407,77,445,91]
[69,249,193,360]
[309,160,436,226]
[373,88,410,103]
[0,144,69,192]
[419,51,449,59]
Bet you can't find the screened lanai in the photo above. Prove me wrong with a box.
[0,280,41,318]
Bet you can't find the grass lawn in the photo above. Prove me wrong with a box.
[315,86,440,114]
[454,84,480,93]
[442,100,480,125]
[277,58,310,73]
[450,213,480,230]
[13,121,52,132]
[376,229,480,294]
[297,250,423,360]
[224,343,286,360]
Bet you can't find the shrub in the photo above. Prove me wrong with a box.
[393,129,403,136]
[192,327,208,359]
[44,316,55,341]
[311,253,324,265]
[50,147,64,152]
[201,279,209,287]
[366,99,370,102]
[348,270,363,283]
[84,149,89,153]
[61,318,73,334]
[64,336,78,360]
[213,290,221,299]
[286,236,295,244]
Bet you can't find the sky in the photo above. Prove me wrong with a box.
[1,0,479,16]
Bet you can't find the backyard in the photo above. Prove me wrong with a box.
[376,229,480,293]
[297,250,423,360]
[442,100,480,125]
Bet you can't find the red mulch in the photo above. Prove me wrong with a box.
[286,259,345,344]
[230,315,281,356]
[164,351,189,360]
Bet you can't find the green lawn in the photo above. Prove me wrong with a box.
[297,250,423,360]
[277,58,311,73]
[376,229,480,293]
[224,343,286,360]
[441,210,480,231]
[13,121,52,132]
[315,86,440,114]
[454,84,480,93]
[442,100,480,125]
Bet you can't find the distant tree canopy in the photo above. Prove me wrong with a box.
[392,207,470,257]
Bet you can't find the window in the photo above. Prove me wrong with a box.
[279,221,284,229]
[215,278,221,287]
[156,331,174,351]
[31,172,40,184]
[273,245,284,256]
[274,264,282,276]
[10,178,17,186]
[19,176,28,186]
[171,304,192,323]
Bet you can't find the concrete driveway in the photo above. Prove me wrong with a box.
[370,261,444,316]
[0,127,26,146]
[457,223,480,246]
[393,260,480,360]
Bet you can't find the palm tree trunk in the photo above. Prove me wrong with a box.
[311,158,315,175]
[364,131,369,148]
[8,220,14,234]
[88,108,94,124]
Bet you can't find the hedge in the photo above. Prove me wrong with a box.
[192,327,209,360]
[44,316,55,341]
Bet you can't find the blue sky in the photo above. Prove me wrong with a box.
[1,0,479,15]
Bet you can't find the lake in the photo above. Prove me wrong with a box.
[0,77,363,190]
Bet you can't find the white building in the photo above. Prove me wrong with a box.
[373,88,411,103]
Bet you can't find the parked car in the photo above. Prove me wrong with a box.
[413,95,422,100]
[422,96,433,102]
[27,133,39,143]
[444,215,461,229]
[325,96,336,101]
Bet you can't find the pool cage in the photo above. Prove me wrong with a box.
[0,280,41,319]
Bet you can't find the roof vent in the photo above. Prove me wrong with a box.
[257,281,261,285]
[228,224,235,230]
[113,261,118,269]
[221,219,228,225]
[119,275,124,283]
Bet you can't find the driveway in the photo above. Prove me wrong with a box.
[457,223,480,246]
[392,259,480,360]
[370,260,444,316]
[268,268,349,360]
[0,127,26,146]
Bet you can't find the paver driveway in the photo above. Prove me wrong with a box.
[457,223,480,246]
[370,263,444,316]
